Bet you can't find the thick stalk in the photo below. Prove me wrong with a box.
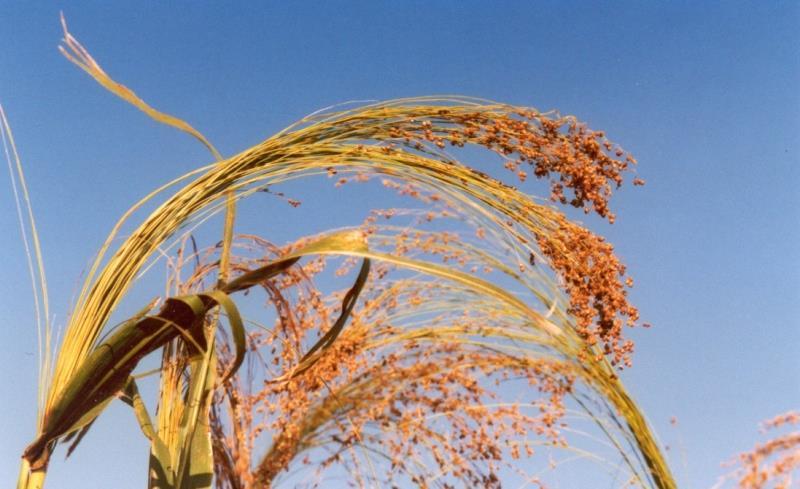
[17,459,46,489]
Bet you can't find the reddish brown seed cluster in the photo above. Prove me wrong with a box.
[181,236,578,488]
[536,216,638,367]
[348,172,643,368]
[192,104,649,486]
[726,411,800,489]
[761,412,800,431]
[388,108,639,223]
[300,341,574,488]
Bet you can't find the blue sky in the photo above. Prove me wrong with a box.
[1,2,798,488]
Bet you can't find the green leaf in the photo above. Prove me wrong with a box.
[120,378,174,487]
[277,258,371,381]
[199,290,245,385]
[174,336,217,489]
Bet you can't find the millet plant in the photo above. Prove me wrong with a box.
[9,17,679,489]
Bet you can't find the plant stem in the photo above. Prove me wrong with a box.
[17,459,46,489]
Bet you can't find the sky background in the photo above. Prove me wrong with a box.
[1,2,798,488]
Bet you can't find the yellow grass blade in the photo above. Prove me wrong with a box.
[0,105,52,421]
[58,13,222,161]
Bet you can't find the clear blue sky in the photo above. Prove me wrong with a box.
[1,2,798,488]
